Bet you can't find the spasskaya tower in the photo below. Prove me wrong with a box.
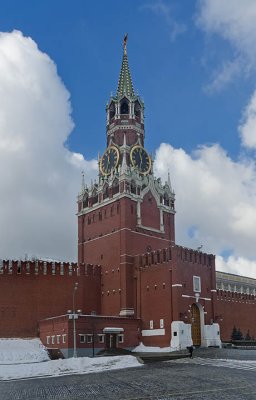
[77,35,175,317]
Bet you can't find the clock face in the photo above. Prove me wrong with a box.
[130,145,151,175]
[100,146,119,175]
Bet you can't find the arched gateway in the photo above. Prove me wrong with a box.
[191,303,201,346]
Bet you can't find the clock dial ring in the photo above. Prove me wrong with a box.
[130,145,151,175]
[100,146,119,176]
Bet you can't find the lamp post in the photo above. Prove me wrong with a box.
[68,282,79,358]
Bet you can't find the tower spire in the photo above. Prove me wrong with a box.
[117,34,134,97]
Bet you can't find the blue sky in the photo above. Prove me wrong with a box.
[0,1,256,278]
[0,0,250,158]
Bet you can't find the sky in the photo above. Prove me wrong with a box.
[0,1,256,278]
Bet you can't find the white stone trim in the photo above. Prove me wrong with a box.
[172,284,183,287]
[181,294,211,301]
[82,227,172,244]
[142,328,165,336]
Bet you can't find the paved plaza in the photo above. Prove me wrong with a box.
[0,348,256,399]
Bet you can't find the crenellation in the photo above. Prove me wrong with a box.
[0,260,102,278]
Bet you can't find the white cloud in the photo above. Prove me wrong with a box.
[216,255,256,280]
[0,31,97,261]
[196,0,256,90]
[154,142,256,278]
[239,90,256,149]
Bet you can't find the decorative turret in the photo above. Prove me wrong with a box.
[106,34,145,148]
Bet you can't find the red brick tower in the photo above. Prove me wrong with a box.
[77,36,175,317]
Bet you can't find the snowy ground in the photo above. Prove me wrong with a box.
[0,339,141,381]
[0,338,49,364]
[132,343,172,353]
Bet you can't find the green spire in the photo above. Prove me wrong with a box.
[117,34,134,97]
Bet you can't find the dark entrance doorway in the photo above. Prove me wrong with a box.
[103,327,124,350]
[191,303,201,346]
[106,333,117,350]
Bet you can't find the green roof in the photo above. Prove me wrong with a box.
[116,36,134,97]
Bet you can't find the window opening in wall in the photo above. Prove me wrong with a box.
[109,102,115,120]
[83,196,88,208]
[118,334,124,343]
[112,180,119,195]
[57,335,61,344]
[160,319,164,328]
[131,181,136,195]
[80,334,86,343]
[51,336,55,345]
[46,336,50,345]
[121,100,129,114]
[150,320,154,329]
[98,334,105,343]
[17,261,21,274]
[103,185,109,200]
[193,276,201,292]
[62,334,66,344]
[87,334,93,343]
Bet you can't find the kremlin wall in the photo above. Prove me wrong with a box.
[1,37,256,355]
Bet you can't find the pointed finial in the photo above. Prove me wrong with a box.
[121,152,128,175]
[167,169,172,189]
[123,33,128,54]
[81,170,85,191]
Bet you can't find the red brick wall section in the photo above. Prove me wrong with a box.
[39,315,141,350]
[138,263,172,347]
[215,290,256,341]
[141,191,160,230]
[0,261,101,337]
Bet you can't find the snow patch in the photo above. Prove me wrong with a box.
[0,338,49,364]
[0,355,142,380]
[132,342,171,353]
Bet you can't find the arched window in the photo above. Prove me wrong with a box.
[134,100,141,119]
[91,189,98,205]
[109,102,115,120]
[131,180,136,195]
[112,178,119,195]
[103,184,109,200]
[120,100,129,114]
[83,194,88,209]
[163,193,169,206]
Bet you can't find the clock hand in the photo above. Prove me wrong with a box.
[139,149,143,167]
